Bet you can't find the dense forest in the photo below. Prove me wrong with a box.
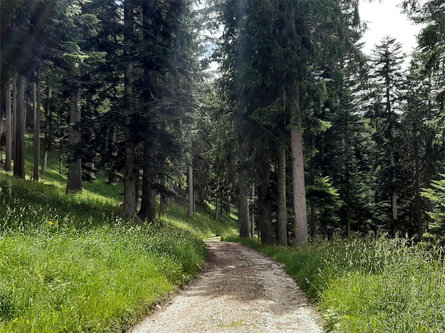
[2,0,444,245]
[1,0,445,332]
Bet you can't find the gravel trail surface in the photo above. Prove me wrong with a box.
[129,238,323,333]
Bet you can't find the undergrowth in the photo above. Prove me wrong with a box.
[227,236,445,333]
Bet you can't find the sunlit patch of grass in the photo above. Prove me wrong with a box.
[163,204,238,239]
[0,225,206,333]
[227,236,445,333]
[0,138,237,332]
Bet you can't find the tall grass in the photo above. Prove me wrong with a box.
[0,145,238,332]
[229,236,445,333]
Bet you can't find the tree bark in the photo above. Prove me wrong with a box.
[12,77,17,161]
[238,172,249,237]
[66,90,82,193]
[250,185,255,237]
[413,121,422,240]
[5,78,12,171]
[123,0,137,217]
[188,165,194,218]
[259,158,274,245]
[41,86,52,174]
[139,137,156,221]
[277,144,287,245]
[289,82,308,245]
[159,194,166,217]
[13,76,25,179]
[33,80,41,181]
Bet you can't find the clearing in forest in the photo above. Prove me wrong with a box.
[130,239,322,333]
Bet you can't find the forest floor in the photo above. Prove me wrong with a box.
[129,238,323,333]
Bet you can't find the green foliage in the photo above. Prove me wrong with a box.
[422,175,445,244]
[228,236,445,333]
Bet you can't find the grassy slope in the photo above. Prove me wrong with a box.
[227,237,445,333]
[0,146,238,333]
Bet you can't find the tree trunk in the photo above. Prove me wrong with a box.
[33,81,41,181]
[12,77,17,161]
[277,144,287,245]
[41,86,52,174]
[139,137,156,221]
[158,175,167,218]
[309,204,317,238]
[13,76,25,179]
[123,107,137,216]
[390,149,398,236]
[250,185,255,237]
[413,125,422,239]
[66,90,82,193]
[238,172,249,238]
[123,0,137,217]
[188,165,194,218]
[289,82,308,245]
[261,191,274,245]
[5,78,12,171]
[259,159,274,245]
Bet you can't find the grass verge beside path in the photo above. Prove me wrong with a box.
[226,236,445,333]
[0,164,237,332]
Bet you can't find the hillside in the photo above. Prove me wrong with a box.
[0,149,238,333]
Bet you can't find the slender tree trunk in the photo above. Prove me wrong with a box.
[139,137,156,221]
[12,77,17,161]
[13,76,25,179]
[289,82,308,245]
[344,125,351,238]
[385,80,398,235]
[413,125,422,239]
[226,194,231,215]
[123,0,137,217]
[390,149,398,235]
[261,191,273,245]
[25,94,31,129]
[5,78,12,171]
[309,204,317,237]
[159,194,166,217]
[277,144,287,245]
[188,165,194,218]
[238,172,249,237]
[138,0,157,221]
[158,175,167,218]
[123,116,136,216]
[259,157,274,245]
[66,90,82,193]
[251,185,255,237]
[41,86,52,173]
[33,80,41,181]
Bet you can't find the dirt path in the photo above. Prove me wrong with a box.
[129,238,323,333]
